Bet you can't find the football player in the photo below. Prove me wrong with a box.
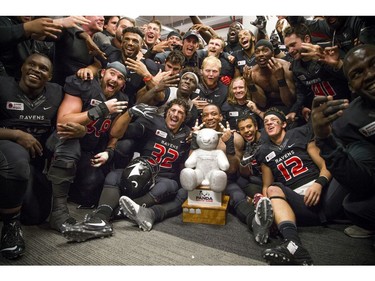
[60,99,191,242]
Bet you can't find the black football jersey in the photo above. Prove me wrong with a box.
[256,125,319,190]
[291,59,352,112]
[125,114,191,179]
[64,75,129,152]
[221,102,260,130]
[0,76,63,143]
[232,50,256,75]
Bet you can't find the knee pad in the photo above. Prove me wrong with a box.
[47,159,77,184]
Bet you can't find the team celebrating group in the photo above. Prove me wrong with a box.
[0,15,374,265]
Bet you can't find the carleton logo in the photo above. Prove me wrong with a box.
[195,191,213,202]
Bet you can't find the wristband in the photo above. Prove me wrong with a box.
[315,176,329,187]
[105,147,115,162]
[143,75,152,82]
[249,84,257,92]
[87,102,109,121]
[224,134,235,155]
[277,79,287,87]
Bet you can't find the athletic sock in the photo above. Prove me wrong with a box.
[94,205,113,221]
[133,193,156,207]
[278,221,301,244]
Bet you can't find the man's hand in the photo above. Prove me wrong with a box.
[76,67,94,80]
[24,17,63,39]
[319,46,342,69]
[153,71,179,92]
[243,65,254,85]
[57,16,91,30]
[192,96,208,110]
[151,40,169,54]
[125,58,150,77]
[57,122,87,139]
[304,182,322,207]
[267,57,284,80]
[311,96,349,138]
[14,131,43,158]
[128,103,158,119]
[91,151,109,167]
[104,99,128,114]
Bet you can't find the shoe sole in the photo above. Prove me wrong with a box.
[119,197,152,231]
[262,250,292,265]
[1,249,25,260]
[252,198,273,245]
[61,226,113,243]
[262,250,313,265]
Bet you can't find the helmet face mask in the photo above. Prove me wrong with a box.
[120,157,159,198]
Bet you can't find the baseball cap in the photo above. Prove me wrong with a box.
[167,30,182,40]
[183,30,199,41]
[106,61,127,78]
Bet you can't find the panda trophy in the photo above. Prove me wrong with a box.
[180,128,230,192]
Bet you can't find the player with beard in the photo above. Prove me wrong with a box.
[119,104,275,246]
[60,99,191,242]
[78,26,160,107]
[233,29,257,77]
[47,61,128,232]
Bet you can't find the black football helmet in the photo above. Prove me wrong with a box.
[119,156,159,198]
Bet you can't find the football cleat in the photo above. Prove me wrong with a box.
[0,221,25,259]
[61,214,113,242]
[119,196,155,231]
[252,197,274,245]
[262,239,314,265]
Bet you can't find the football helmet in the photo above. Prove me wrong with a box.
[119,156,159,198]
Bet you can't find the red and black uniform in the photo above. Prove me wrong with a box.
[124,115,191,180]
[47,75,128,206]
[256,125,318,190]
[103,113,191,208]
[255,125,343,226]
[289,59,352,117]
[0,76,64,224]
